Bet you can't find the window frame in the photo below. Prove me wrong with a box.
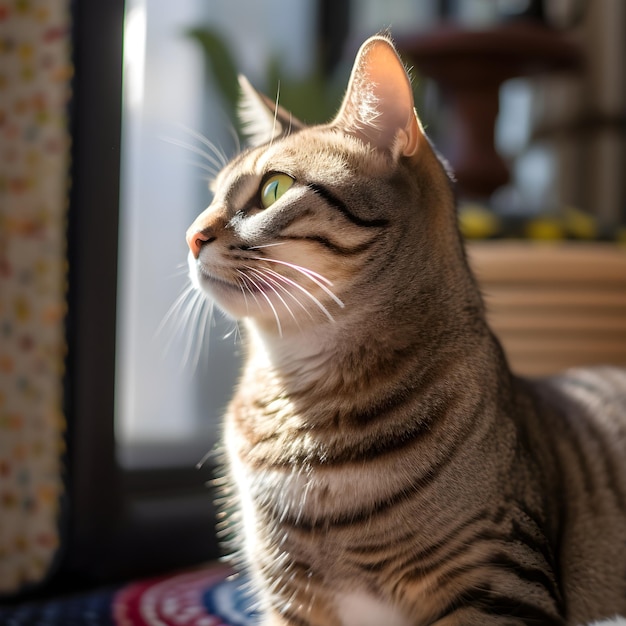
[63,0,221,585]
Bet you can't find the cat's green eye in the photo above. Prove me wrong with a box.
[261,174,294,209]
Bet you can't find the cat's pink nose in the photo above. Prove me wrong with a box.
[186,228,214,258]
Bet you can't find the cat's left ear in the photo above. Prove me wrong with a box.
[238,75,305,147]
[333,35,422,160]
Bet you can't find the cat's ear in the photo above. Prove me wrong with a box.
[238,75,305,147]
[333,35,422,160]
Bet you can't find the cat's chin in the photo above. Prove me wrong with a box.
[187,257,284,327]
[193,276,247,320]
[187,253,242,318]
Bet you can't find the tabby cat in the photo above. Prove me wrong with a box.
[185,35,626,626]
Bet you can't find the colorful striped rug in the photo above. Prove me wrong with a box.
[0,563,258,625]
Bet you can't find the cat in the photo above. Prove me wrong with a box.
[185,34,626,626]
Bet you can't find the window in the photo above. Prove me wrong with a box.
[115,0,320,472]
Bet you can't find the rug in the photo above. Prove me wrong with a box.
[0,563,259,625]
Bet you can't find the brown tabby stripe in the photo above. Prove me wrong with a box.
[264,407,482,529]
[345,522,432,559]
[246,379,481,470]
[348,508,499,569]
[307,183,390,228]
[435,585,564,625]
[380,517,561,609]
[510,517,557,572]
[275,233,376,256]
[379,530,497,591]
[395,524,557,601]
[388,526,505,580]
[488,552,562,606]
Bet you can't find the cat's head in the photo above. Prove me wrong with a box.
[186,35,464,337]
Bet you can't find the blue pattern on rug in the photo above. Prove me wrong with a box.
[203,575,259,625]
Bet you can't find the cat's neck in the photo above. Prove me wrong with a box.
[244,300,499,397]
[244,320,355,385]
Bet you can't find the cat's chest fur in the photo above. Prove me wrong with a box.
[334,591,412,626]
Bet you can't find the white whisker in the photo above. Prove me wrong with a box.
[166,264,194,280]
[184,158,220,178]
[245,266,300,328]
[247,242,287,251]
[269,81,281,149]
[250,256,333,287]
[174,122,230,168]
[262,267,335,322]
[238,271,270,328]
[253,267,313,321]
[155,284,196,341]
[180,290,204,367]
[222,320,243,344]
[160,136,226,173]
[195,296,215,367]
[251,256,344,309]
[226,124,241,154]
[155,279,218,373]
[240,270,283,337]
[236,269,256,316]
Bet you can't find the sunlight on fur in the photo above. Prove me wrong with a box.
[182,33,626,626]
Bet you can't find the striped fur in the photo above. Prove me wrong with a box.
[186,36,626,625]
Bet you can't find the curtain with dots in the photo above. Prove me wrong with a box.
[0,0,71,594]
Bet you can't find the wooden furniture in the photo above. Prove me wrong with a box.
[468,242,626,376]
[398,21,582,199]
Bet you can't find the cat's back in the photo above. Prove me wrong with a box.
[528,364,626,507]
[534,365,626,450]
[525,365,626,621]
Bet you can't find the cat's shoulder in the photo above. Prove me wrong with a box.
[546,365,626,406]
[529,365,626,432]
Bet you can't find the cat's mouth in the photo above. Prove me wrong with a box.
[188,252,234,294]
[193,260,270,300]
[197,265,248,295]
[188,251,343,327]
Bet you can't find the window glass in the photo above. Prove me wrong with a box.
[116,0,317,469]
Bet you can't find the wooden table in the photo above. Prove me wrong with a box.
[467,242,626,376]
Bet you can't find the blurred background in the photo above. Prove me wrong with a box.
[1,0,624,605]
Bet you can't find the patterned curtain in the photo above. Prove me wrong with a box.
[0,0,71,594]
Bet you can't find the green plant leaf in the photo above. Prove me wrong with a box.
[185,27,240,118]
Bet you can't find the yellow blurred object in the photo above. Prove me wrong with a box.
[563,206,598,240]
[459,204,501,239]
[525,217,565,240]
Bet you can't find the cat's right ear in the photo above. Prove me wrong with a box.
[333,35,423,160]
[238,75,304,147]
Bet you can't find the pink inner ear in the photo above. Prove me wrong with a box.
[334,36,421,157]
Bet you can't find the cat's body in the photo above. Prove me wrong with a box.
[186,35,626,625]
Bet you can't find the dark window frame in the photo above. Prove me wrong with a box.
[63,0,220,586]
